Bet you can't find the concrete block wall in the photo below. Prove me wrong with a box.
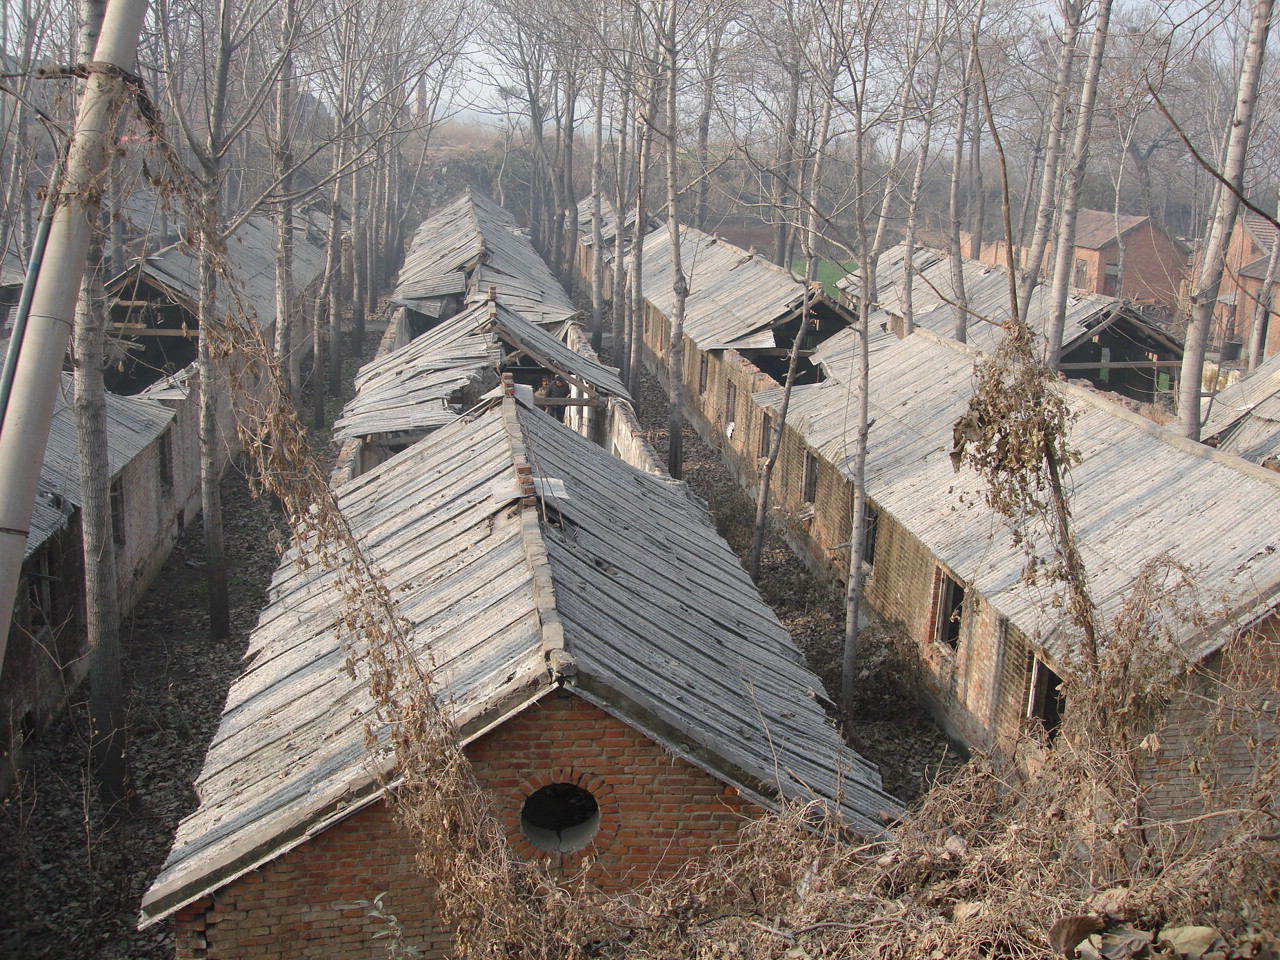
[173,693,751,959]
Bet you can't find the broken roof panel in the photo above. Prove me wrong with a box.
[114,213,326,332]
[760,330,1280,665]
[640,227,813,351]
[833,243,1180,365]
[1203,351,1280,465]
[332,299,629,442]
[142,397,895,926]
[394,189,577,327]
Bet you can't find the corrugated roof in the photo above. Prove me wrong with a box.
[395,190,578,327]
[1203,351,1280,464]
[115,213,327,331]
[759,330,1280,665]
[333,299,629,441]
[639,227,812,351]
[141,397,895,926]
[28,373,174,557]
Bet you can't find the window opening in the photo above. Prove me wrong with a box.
[158,428,173,491]
[520,782,600,854]
[759,412,773,459]
[1073,258,1089,288]
[698,355,709,394]
[802,451,819,503]
[1029,657,1065,738]
[110,478,125,546]
[862,501,880,567]
[933,570,965,648]
[724,382,737,425]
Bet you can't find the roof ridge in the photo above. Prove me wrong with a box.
[499,387,575,686]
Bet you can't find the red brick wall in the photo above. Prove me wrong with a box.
[174,693,751,959]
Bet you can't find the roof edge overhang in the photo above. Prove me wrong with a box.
[567,673,899,835]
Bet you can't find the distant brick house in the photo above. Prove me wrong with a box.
[967,209,1188,317]
[140,398,897,958]
[1216,208,1280,360]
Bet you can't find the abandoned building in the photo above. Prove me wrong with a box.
[333,295,634,476]
[836,242,1184,404]
[140,392,899,958]
[1202,348,1280,467]
[1,373,192,791]
[104,212,326,395]
[392,189,578,337]
[592,209,1277,816]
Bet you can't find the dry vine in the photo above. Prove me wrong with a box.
[124,86,1280,958]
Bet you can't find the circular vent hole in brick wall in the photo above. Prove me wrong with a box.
[520,782,601,853]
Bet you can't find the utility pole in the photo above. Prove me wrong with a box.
[0,0,149,673]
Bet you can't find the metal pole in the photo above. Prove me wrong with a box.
[0,0,150,674]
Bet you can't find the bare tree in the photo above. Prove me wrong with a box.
[1177,0,1274,440]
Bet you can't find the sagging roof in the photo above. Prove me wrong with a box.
[824,243,1181,377]
[574,195,657,251]
[758,330,1280,666]
[141,396,895,927]
[1203,351,1280,465]
[393,189,578,327]
[639,227,822,351]
[332,298,629,442]
[110,213,327,331]
[28,373,174,557]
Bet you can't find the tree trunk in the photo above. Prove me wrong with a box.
[0,0,148,670]
[197,187,231,640]
[273,0,296,399]
[1017,0,1083,321]
[1248,189,1280,370]
[663,0,686,479]
[901,50,942,339]
[590,42,606,354]
[1045,0,1114,369]
[1178,0,1273,440]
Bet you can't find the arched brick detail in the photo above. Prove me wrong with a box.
[506,767,618,861]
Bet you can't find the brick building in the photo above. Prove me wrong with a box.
[967,210,1187,315]
[140,397,898,957]
[1216,208,1280,360]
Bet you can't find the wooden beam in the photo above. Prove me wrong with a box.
[1058,360,1184,370]
[109,325,196,338]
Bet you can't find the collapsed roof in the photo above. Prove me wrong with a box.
[393,189,578,327]
[332,297,628,442]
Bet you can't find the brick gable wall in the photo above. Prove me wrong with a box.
[173,693,751,959]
